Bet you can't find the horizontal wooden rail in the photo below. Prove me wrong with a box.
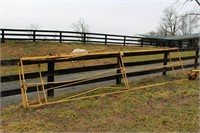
[1,62,198,97]
[5,48,194,66]
[1,55,198,82]
[1,47,198,99]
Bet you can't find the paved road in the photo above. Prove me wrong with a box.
[1,61,197,107]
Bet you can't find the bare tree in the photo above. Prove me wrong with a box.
[178,0,200,7]
[27,23,41,30]
[72,18,90,42]
[147,2,200,36]
[194,0,200,6]
[158,6,179,36]
[26,24,41,40]
[179,11,199,34]
[146,31,158,36]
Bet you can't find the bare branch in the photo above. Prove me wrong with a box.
[71,18,90,42]
[195,0,200,6]
[177,0,200,7]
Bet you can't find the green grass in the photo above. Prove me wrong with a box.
[1,74,199,132]
[0,41,195,76]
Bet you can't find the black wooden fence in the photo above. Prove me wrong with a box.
[1,48,199,98]
[1,28,198,48]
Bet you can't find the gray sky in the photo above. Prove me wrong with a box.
[1,0,199,35]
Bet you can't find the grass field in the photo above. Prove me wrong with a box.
[1,74,199,132]
[0,41,195,76]
[1,41,199,132]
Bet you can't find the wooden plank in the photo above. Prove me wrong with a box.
[124,36,126,46]
[19,48,178,62]
[3,33,33,36]
[47,62,55,97]
[1,59,20,66]
[194,48,199,69]
[59,32,62,43]
[1,29,4,43]
[105,35,107,45]
[163,52,168,75]
[87,40,108,44]
[1,63,198,97]
[33,31,36,42]
[1,55,197,82]
[116,55,121,84]
[106,41,124,44]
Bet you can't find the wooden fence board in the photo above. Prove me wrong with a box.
[1,62,198,97]
[1,56,197,82]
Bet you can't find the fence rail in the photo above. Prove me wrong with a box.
[1,28,198,48]
[1,48,199,97]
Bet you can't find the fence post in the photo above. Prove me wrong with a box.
[163,51,168,76]
[156,39,159,48]
[141,38,143,47]
[162,40,165,47]
[83,33,86,43]
[105,35,107,45]
[59,32,62,43]
[116,55,122,84]
[33,30,36,42]
[194,47,199,69]
[123,36,126,46]
[47,62,55,97]
[1,29,5,43]
[178,41,182,49]
[168,40,171,48]
[150,39,152,46]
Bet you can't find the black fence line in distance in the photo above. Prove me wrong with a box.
[1,28,198,48]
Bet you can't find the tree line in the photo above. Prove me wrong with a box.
[147,0,200,36]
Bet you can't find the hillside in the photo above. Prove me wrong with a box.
[1,41,154,60]
[0,41,195,76]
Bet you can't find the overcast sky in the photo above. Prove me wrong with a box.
[0,0,199,35]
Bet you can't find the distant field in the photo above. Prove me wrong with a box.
[1,41,154,60]
[1,74,199,132]
[0,41,195,76]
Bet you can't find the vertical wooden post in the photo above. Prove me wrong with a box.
[163,40,166,47]
[47,62,55,97]
[163,52,168,76]
[123,36,126,46]
[141,38,143,47]
[194,48,199,69]
[105,35,107,45]
[59,32,62,43]
[178,41,182,49]
[168,40,171,48]
[150,39,152,46]
[116,55,122,84]
[83,33,86,43]
[156,39,159,48]
[1,29,5,43]
[33,30,36,42]
[189,39,192,47]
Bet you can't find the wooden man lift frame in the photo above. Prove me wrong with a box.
[18,48,185,108]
